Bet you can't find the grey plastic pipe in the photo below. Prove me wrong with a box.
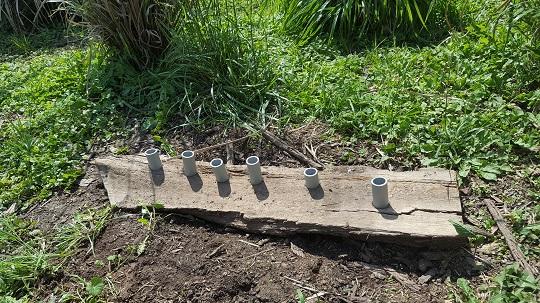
[304,168,320,189]
[144,148,162,171]
[181,150,198,176]
[246,156,262,185]
[371,177,389,208]
[211,158,229,183]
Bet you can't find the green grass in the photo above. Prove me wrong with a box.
[277,0,471,51]
[0,46,122,210]
[0,0,539,301]
[276,19,539,180]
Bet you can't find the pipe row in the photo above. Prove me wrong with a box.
[145,149,390,209]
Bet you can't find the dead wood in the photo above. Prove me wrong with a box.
[485,196,538,277]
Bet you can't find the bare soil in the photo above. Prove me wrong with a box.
[26,124,505,302]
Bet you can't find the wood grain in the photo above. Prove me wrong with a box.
[95,155,465,247]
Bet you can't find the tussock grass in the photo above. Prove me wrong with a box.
[278,0,460,49]
[0,0,61,33]
[66,0,178,69]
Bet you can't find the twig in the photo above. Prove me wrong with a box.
[206,243,226,259]
[359,262,420,291]
[284,276,353,303]
[461,248,494,267]
[243,247,274,259]
[261,129,323,169]
[306,292,327,301]
[238,239,260,248]
[485,197,538,277]
[226,143,234,165]
[192,135,250,154]
[284,276,326,294]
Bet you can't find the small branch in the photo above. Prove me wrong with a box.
[359,262,420,291]
[243,247,274,259]
[206,243,226,259]
[226,143,234,165]
[261,129,323,169]
[238,239,260,248]
[192,135,250,155]
[485,197,538,277]
[284,276,353,303]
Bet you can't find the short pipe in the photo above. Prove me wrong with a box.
[246,156,262,185]
[210,158,229,183]
[144,148,162,171]
[182,150,198,177]
[371,177,389,209]
[304,168,320,189]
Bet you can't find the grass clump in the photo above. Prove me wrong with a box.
[0,215,55,299]
[0,0,62,33]
[278,0,461,49]
[66,0,177,70]
[98,0,278,130]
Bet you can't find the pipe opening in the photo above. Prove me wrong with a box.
[144,148,159,156]
[304,168,318,177]
[246,156,259,165]
[182,150,194,158]
[371,177,387,186]
[211,158,223,168]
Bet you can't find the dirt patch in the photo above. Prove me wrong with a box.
[31,169,486,303]
[62,214,477,303]
[28,124,508,302]
[25,165,108,230]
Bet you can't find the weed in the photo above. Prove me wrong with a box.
[452,264,540,302]
[277,12,540,180]
[0,48,123,210]
[278,0,460,50]
[53,206,111,257]
[0,215,55,298]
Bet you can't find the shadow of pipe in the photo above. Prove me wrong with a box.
[252,181,269,201]
[308,185,324,200]
[217,181,231,198]
[377,204,398,220]
[150,167,165,186]
[187,174,203,192]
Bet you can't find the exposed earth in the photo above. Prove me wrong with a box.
[22,125,504,303]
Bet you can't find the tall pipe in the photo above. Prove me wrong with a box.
[182,150,198,177]
[211,158,229,183]
[371,177,389,208]
[246,156,262,185]
[304,168,320,189]
[144,148,162,171]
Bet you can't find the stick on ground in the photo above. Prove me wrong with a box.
[485,197,538,277]
[261,129,323,169]
[192,135,250,155]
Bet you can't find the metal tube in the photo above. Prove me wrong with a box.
[144,148,162,171]
[371,177,389,208]
[210,158,229,183]
[246,156,262,185]
[304,168,320,189]
[182,150,198,177]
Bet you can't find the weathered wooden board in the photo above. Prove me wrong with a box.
[95,155,465,247]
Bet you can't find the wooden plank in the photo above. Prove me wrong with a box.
[95,155,465,247]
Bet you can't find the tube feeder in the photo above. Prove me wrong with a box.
[144,148,162,171]
[246,156,263,185]
[304,168,320,189]
[181,150,198,177]
[211,158,229,183]
[371,177,389,208]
